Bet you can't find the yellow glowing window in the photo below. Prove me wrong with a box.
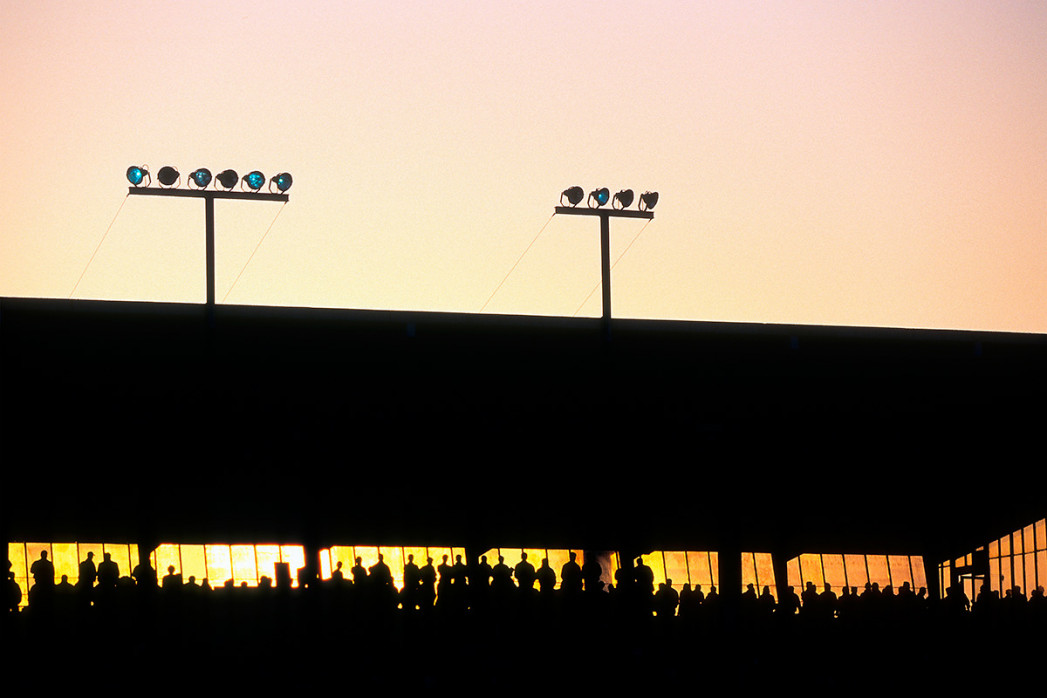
[205,545,233,586]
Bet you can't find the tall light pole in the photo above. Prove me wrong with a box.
[126,166,291,323]
[555,187,656,337]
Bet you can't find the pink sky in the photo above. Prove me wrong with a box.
[3,1,1046,331]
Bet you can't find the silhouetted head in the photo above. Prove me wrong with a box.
[86,551,94,559]
[569,552,577,561]
[40,551,48,560]
[378,553,384,562]
[455,555,462,563]
[356,557,362,565]
[521,552,527,561]
[168,565,175,574]
[442,554,449,563]
[498,556,504,563]
[104,553,111,561]
[481,555,487,563]
[427,557,433,564]
[335,561,342,569]
[407,555,413,563]
[824,583,831,592]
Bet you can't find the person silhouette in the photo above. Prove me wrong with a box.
[30,550,55,587]
[536,558,556,594]
[77,551,97,590]
[97,552,119,590]
[561,551,582,594]
[514,552,536,591]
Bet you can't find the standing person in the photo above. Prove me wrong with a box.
[77,551,97,590]
[514,552,536,592]
[97,552,119,589]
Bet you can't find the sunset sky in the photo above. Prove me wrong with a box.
[3,1,1046,332]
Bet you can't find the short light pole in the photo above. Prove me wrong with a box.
[555,187,656,338]
[125,166,291,323]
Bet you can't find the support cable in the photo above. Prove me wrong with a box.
[69,194,128,298]
[479,213,555,312]
[222,202,287,303]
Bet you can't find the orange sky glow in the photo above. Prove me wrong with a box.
[3,1,1046,332]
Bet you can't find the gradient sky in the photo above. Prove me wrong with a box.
[3,1,1046,332]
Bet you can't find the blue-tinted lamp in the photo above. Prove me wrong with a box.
[588,187,610,208]
[561,186,584,207]
[157,166,180,188]
[215,169,238,190]
[639,191,659,211]
[189,168,212,189]
[613,189,634,210]
[242,171,265,191]
[269,172,293,193]
[126,166,150,187]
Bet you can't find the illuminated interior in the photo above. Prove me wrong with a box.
[939,518,1046,601]
[9,542,780,611]
[787,553,928,595]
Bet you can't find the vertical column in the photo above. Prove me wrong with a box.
[204,195,216,325]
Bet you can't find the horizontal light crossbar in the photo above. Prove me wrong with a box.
[128,187,289,203]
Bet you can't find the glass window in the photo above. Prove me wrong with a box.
[231,545,258,586]
[279,546,305,586]
[754,552,777,600]
[181,545,207,584]
[799,553,824,588]
[888,555,912,589]
[205,545,233,587]
[787,557,801,591]
[255,545,281,585]
[642,550,667,588]
[687,551,713,588]
[911,556,927,591]
[379,546,405,589]
[844,555,868,590]
[155,544,182,578]
[821,554,846,591]
[740,552,757,594]
[866,555,890,588]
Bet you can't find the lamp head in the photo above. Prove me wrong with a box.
[612,189,634,210]
[588,187,610,208]
[639,191,659,211]
[242,170,265,191]
[215,169,238,190]
[157,166,180,188]
[560,186,583,207]
[189,168,212,189]
[269,172,293,193]
[126,165,150,187]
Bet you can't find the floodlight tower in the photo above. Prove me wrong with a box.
[555,187,657,333]
[126,165,292,320]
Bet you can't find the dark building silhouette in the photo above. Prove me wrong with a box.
[1,297,1044,688]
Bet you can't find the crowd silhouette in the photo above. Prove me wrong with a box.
[4,549,1045,690]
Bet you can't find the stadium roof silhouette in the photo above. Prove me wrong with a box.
[3,297,1044,572]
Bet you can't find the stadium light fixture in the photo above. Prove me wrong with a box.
[189,168,212,189]
[612,189,634,210]
[588,187,610,208]
[269,172,293,193]
[561,186,584,207]
[126,166,150,187]
[157,166,180,188]
[242,171,265,192]
[639,191,659,211]
[125,163,292,320]
[215,169,238,190]
[553,184,657,332]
